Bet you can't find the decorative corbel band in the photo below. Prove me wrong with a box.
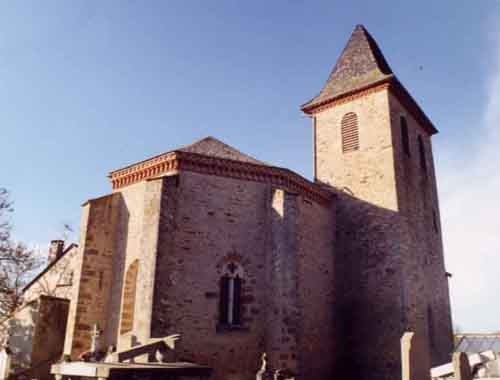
[302,77,437,136]
[109,151,332,205]
[303,81,391,115]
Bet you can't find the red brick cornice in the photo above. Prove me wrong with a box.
[302,77,438,135]
[302,80,391,115]
[109,152,333,205]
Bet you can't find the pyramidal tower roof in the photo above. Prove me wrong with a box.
[302,25,394,111]
[301,25,437,134]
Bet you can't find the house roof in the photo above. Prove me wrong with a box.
[301,24,438,135]
[22,243,78,293]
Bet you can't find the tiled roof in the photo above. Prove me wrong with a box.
[302,24,393,111]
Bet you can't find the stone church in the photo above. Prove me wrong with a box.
[1,25,453,380]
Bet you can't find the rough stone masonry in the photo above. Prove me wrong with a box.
[3,24,453,380]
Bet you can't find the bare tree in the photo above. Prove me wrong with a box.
[0,188,41,319]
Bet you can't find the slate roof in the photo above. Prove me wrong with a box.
[302,24,394,110]
[177,136,268,165]
[455,334,500,353]
[301,24,438,135]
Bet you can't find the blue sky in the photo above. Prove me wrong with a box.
[0,1,499,332]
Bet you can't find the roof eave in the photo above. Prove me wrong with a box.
[301,76,438,136]
[389,78,439,135]
[22,244,78,293]
[300,76,394,114]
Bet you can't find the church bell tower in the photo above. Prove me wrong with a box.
[302,25,453,380]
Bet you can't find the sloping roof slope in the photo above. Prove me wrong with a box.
[301,24,438,135]
[455,334,500,353]
[302,24,394,110]
[177,136,268,165]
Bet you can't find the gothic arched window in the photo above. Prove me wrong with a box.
[341,112,359,153]
[400,116,410,156]
[120,260,139,334]
[219,262,243,326]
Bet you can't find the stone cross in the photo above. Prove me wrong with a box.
[90,324,101,354]
[256,353,267,380]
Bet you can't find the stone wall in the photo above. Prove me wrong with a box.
[388,93,453,366]
[106,181,146,349]
[296,195,336,379]
[0,244,79,372]
[64,194,120,357]
[30,296,69,380]
[267,189,300,374]
[152,172,270,380]
[23,245,80,304]
[109,180,164,350]
[63,178,166,356]
[59,153,336,379]
[0,296,69,380]
[315,87,404,380]
[314,86,452,379]
[149,172,336,380]
[0,302,37,371]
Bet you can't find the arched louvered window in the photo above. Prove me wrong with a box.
[418,135,427,172]
[341,112,359,153]
[400,116,410,156]
[219,262,243,326]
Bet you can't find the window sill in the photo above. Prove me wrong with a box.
[216,324,249,333]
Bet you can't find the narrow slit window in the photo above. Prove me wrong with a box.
[432,210,439,233]
[341,112,359,153]
[400,116,410,156]
[219,276,230,325]
[427,306,435,348]
[418,135,427,172]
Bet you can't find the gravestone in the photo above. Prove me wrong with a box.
[52,333,211,380]
[452,352,472,380]
[401,331,430,380]
[0,337,12,380]
[90,324,101,354]
[256,353,267,380]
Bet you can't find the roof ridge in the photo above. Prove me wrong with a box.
[176,136,268,166]
[302,24,393,111]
